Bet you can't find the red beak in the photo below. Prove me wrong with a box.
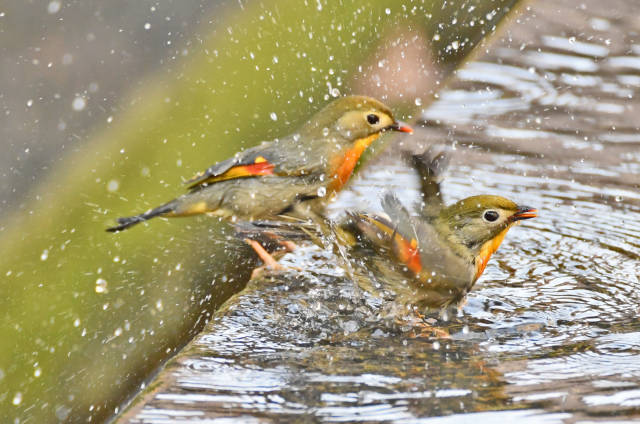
[389,121,413,134]
[511,206,538,221]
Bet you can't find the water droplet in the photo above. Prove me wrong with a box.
[12,392,22,406]
[144,22,151,30]
[317,187,327,198]
[322,127,329,136]
[95,278,108,294]
[47,1,61,14]
[34,368,42,377]
[40,249,49,261]
[26,99,33,107]
[106,179,119,192]
[414,97,422,106]
[385,8,391,15]
[72,97,86,111]
[73,318,80,327]
[270,112,278,121]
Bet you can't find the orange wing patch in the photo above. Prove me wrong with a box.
[213,161,275,180]
[362,215,423,276]
[393,236,422,275]
[191,159,275,186]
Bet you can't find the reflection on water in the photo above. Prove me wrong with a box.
[122,0,640,421]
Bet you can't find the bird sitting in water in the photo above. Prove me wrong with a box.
[345,192,537,311]
[336,149,537,335]
[240,149,537,333]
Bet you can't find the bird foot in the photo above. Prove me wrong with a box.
[278,240,297,252]
[245,238,301,279]
[409,323,450,339]
[245,238,282,273]
[400,311,450,339]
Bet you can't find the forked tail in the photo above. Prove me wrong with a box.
[106,203,174,232]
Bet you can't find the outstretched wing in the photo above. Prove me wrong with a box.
[348,196,422,276]
[355,193,471,284]
[185,145,282,190]
[402,148,449,218]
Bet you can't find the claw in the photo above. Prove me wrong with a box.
[400,310,451,339]
[278,240,297,252]
[245,238,281,270]
[245,238,304,279]
[410,323,450,339]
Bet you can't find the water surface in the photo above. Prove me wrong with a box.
[122,0,640,421]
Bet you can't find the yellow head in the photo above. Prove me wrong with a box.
[438,195,537,279]
[302,95,412,141]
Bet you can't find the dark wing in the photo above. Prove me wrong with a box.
[380,193,417,236]
[361,193,472,286]
[402,147,449,217]
[185,144,283,190]
[347,195,422,275]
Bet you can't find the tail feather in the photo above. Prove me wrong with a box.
[402,147,449,217]
[106,203,174,232]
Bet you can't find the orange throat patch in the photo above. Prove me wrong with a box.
[473,226,511,282]
[329,133,380,192]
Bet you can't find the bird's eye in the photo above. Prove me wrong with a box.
[483,210,500,222]
[366,114,380,125]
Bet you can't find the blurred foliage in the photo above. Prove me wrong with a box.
[0,0,520,422]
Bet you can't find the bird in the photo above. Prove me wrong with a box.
[106,95,412,234]
[234,148,537,334]
[235,148,537,314]
[344,191,538,312]
[331,148,536,326]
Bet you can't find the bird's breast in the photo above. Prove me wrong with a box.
[473,227,510,281]
[328,133,380,192]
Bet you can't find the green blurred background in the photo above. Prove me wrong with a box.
[0,0,520,422]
